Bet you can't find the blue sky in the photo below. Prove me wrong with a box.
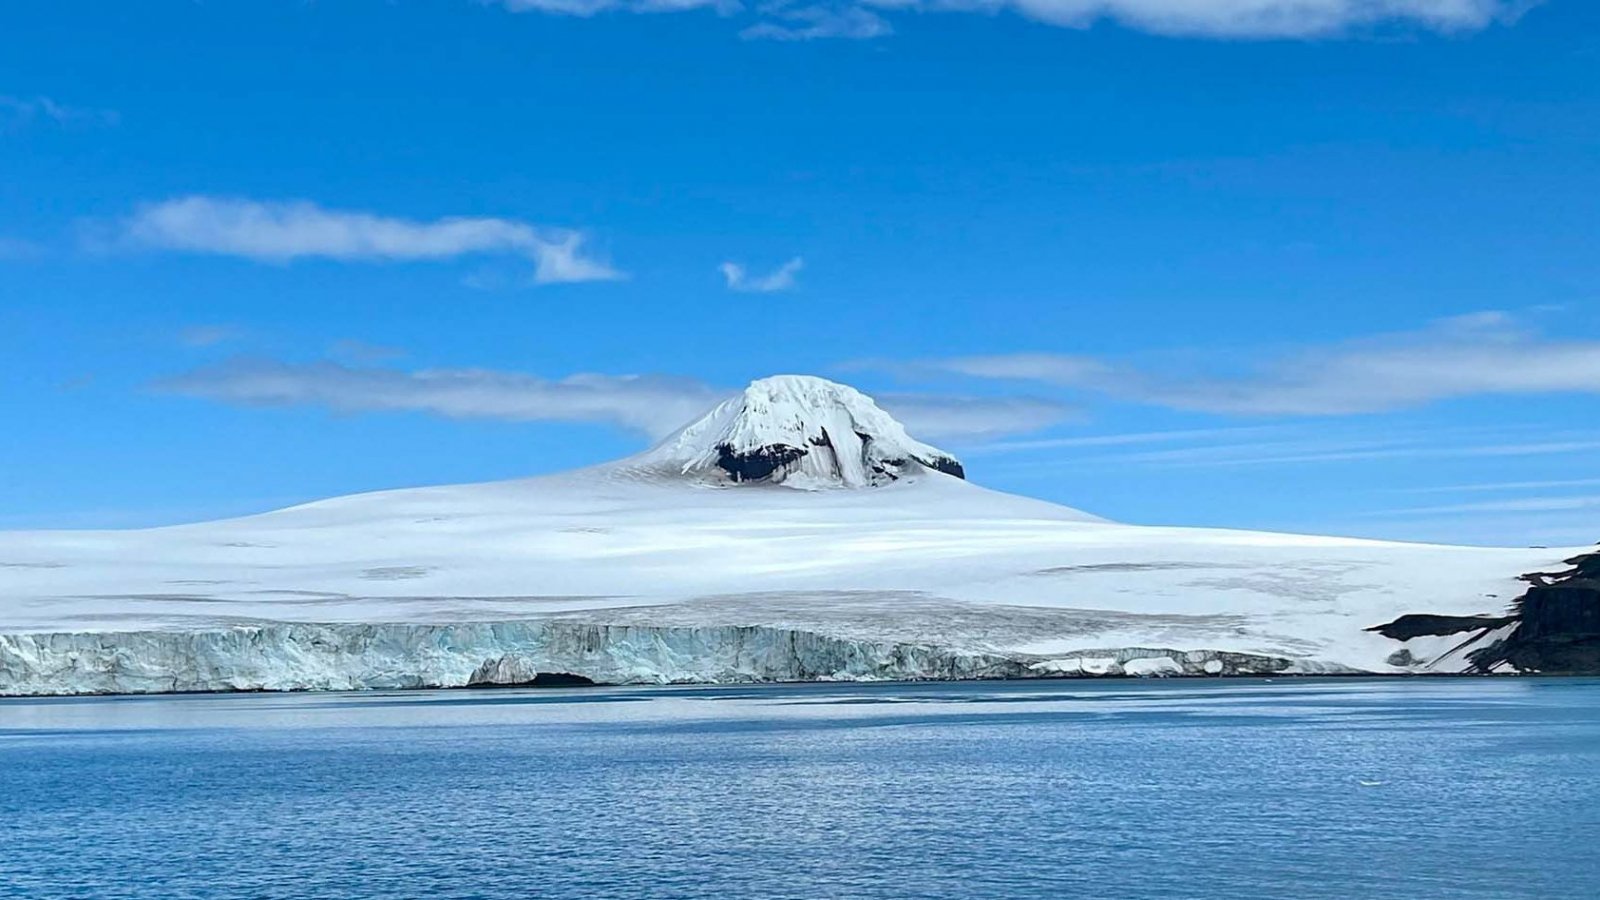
[2,0,1597,545]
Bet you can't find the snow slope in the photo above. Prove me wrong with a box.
[0,376,1579,694]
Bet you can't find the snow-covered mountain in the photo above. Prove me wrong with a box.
[0,375,1582,695]
[637,375,965,487]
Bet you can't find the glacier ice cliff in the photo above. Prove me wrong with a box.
[0,621,1296,696]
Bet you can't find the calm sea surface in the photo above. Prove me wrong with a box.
[2,678,1597,899]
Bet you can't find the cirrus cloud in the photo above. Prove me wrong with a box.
[155,358,1070,442]
[0,94,119,128]
[492,0,1529,39]
[909,312,1600,417]
[156,359,721,438]
[876,393,1077,440]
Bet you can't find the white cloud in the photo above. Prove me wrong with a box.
[328,339,408,364]
[914,312,1600,416]
[720,256,804,292]
[118,196,622,284]
[970,0,1517,38]
[741,4,893,40]
[156,358,1066,442]
[492,0,1526,38]
[1117,435,1600,468]
[962,424,1289,455]
[1364,494,1600,517]
[1395,477,1600,495]
[0,94,119,127]
[501,0,724,14]
[178,325,243,348]
[156,360,722,438]
[932,352,1113,384]
[876,394,1076,440]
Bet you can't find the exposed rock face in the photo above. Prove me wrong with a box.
[639,375,965,488]
[1386,649,1419,667]
[923,456,966,479]
[1367,614,1515,642]
[1469,555,1600,674]
[715,443,809,483]
[1369,549,1600,674]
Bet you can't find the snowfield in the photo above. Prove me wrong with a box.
[0,376,1578,694]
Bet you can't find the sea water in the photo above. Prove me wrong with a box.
[3,678,1597,898]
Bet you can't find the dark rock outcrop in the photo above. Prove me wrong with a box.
[1469,557,1600,674]
[1367,614,1514,642]
[1386,649,1419,667]
[716,442,809,483]
[713,438,965,484]
[921,455,966,479]
[1370,548,1600,674]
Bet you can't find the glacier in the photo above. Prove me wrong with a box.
[0,375,1583,695]
[0,620,1302,696]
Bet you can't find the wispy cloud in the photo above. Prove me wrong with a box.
[0,94,119,127]
[972,420,1600,483]
[741,4,892,40]
[961,425,1290,456]
[876,394,1076,441]
[908,313,1600,416]
[116,196,622,284]
[1118,435,1600,469]
[178,325,244,348]
[328,339,407,364]
[976,0,1520,38]
[1395,477,1600,495]
[155,359,722,438]
[720,256,803,293]
[155,357,1066,442]
[928,353,1112,385]
[500,0,724,14]
[492,0,1526,39]
[1364,495,1600,518]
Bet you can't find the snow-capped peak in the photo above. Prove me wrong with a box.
[636,375,965,488]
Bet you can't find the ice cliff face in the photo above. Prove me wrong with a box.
[0,621,1296,696]
[638,375,965,488]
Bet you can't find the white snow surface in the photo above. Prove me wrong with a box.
[638,375,960,487]
[0,375,1580,694]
